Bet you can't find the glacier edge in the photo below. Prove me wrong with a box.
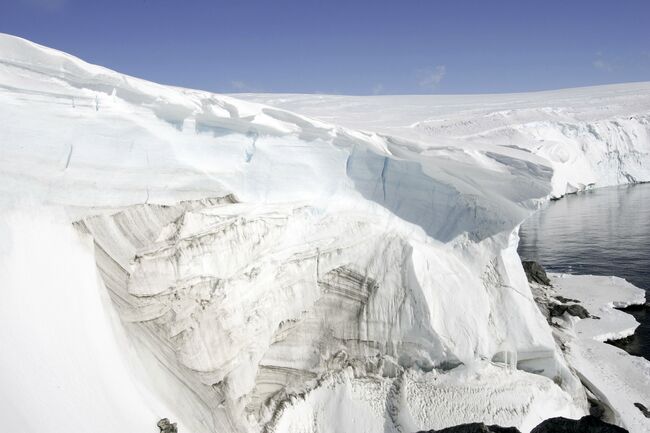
[1,33,649,433]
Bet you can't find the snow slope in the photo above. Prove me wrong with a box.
[1,33,649,433]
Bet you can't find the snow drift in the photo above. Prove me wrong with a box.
[1,33,649,433]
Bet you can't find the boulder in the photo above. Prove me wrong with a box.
[530,415,627,433]
[157,418,178,433]
[417,423,520,433]
[549,303,590,319]
[634,402,650,418]
[522,260,551,286]
[416,416,627,433]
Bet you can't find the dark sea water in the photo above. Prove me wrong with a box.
[518,183,650,360]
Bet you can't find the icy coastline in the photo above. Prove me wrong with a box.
[544,274,650,433]
[0,33,649,433]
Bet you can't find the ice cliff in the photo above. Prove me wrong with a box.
[243,85,650,198]
[1,33,649,433]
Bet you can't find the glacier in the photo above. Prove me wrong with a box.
[0,33,649,433]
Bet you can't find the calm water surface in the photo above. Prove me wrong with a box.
[518,183,650,360]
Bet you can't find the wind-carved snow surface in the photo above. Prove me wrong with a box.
[0,33,649,433]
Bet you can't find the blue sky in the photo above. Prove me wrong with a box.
[1,0,649,95]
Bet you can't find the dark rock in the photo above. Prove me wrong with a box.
[417,423,521,433]
[548,304,566,317]
[587,394,608,420]
[549,303,590,319]
[634,402,650,418]
[157,418,178,433]
[566,304,590,319]
[416,416,628,433]
[522,261,551,285]
[555,295,580,303]
[530,415,627,433]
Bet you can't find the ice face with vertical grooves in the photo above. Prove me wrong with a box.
[74,195,583,432]
[1,33,648,433]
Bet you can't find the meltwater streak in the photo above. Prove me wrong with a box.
[518,183,650,360]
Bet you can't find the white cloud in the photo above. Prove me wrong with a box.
[593,59,613,72]
[418,65,446,90]
[593,53,613,72]
[230,80,252,91]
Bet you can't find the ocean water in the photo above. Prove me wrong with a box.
[518,183,650,360]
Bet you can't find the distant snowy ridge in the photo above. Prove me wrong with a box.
[241,84,650,198]
[0,33,648,433]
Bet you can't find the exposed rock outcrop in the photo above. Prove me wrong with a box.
[549,303,591,319]
[633,402,650,418]
[417,423,519,433]
[522,261,551,286]
[417,415,628,433]
[530,415,628,433]
[157,418,178,433]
